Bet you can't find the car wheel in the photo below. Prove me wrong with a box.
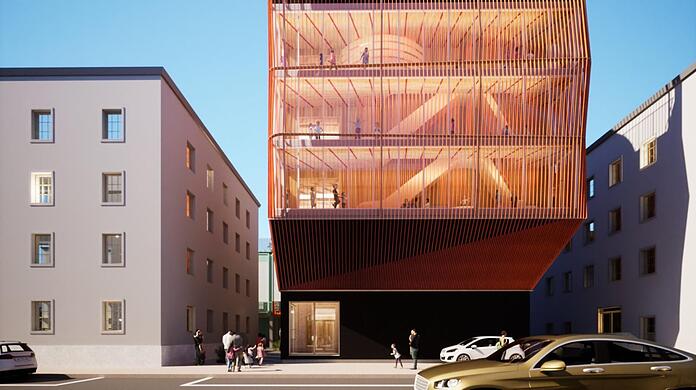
[509,353,523,361]
[456,354,470,361]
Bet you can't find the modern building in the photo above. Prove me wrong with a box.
[258,238,281,345]
[531,62,696,354]
[268,1,590,358]
[0,67,260,368]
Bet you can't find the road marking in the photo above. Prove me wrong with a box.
[0,376,104,387]
[180,378,412,388]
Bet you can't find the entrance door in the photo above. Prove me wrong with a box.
[289,301,339,356]
[597,307,621,333]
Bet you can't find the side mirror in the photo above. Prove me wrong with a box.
[540,360,566,372]
[470,345,478,349]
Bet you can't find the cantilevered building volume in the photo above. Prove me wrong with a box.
[268,0,590,358]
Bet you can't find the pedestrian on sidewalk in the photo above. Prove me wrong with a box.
[193,329,205,365]
[409,329,420,370]
[244,345,255,367]
[256,340,266,366]
[222,330,234,372]
[390,343,403,368]
[231,331,244,372]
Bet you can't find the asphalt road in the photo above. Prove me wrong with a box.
[0,374,416,390]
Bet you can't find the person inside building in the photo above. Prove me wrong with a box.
[360,47,369,67]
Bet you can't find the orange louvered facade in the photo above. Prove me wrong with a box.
[268,0,590,291]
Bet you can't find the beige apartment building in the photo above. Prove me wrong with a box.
[0,67,260,368]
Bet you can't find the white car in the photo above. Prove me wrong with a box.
[440,336,515,362]
[0,341,37,376]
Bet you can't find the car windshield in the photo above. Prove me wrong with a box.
[486,338,552,363]
[458,338,476,346]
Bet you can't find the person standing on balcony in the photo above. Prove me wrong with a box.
[450,118,455,135]
[332,184,340,208]
[354,117,362,139]
[409,329,420,370]
[310,187,317,209]
[424,198,431,208]
[328,49,337,70]
[319,52,324,67]
[360,47,369,68]
[314,120,323,139]
[340,191,347,208]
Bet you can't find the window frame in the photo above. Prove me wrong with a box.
[101,232,125,267]
[640,191,656,223]
[186,191,196,219]
[246,241,250,260]
[30,299,54,335]
[608,157,623,188]
[587,176,595,199]
[186,142,196,172]
[235,233,241,253]
[609,257,622,282]
[223,267,229,289]
[223,183,229,206]
[206,166,214,190]
[186,305,196,332]
[30,171,55,206]
[640,138,657,169]
[206,309,214,334]
[583,264,595,289]
[235,198,240,219]
[584,220,596,244]
[640,316,656,342]
[639,246,657,276]
[186,248,195,275]
[608,207,622,235]
[101,299,125,335]
[206,208,214,233]
[562,271,572,293]
[246,210,250,229]
[101,108,125,143]
[30,109,55,143]
[206,258,213,283]
[545,276,554,297]
[235,273,241,294]
[30,233,55,268]
[101,171,125,206]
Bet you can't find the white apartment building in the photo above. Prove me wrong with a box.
[0,67,260,368]
[531,61,696,354]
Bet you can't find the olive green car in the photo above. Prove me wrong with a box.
[415,334,696,390]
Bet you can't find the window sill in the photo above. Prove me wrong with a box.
[101,139,125,143]
[101,263,125,268]
[640,217,656,224]
[101,330,125,335]
[30,139,55,144]
[30,330,54,335]
[609,182,622,189]
[101,202,125,207]
[30,263,54,268]
[640,162,656,171]
[30,203,54,207]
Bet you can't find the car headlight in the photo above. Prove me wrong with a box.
[434,378,460,389]
[445,348,457,353]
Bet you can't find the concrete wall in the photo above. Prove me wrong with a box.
[531,66,696,354]
[160,80,259,365]
[0,77,163,368]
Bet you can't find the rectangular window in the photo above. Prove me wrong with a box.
[206,166,214,190]
[31,233,53,266]
[186,142,195,172]
[206,259,213,283]
[608,207,622,234]
[235,314,240,333]
[206,209,214,232]
[102,233,124,266]
[235,273,240,293]
[640,247,656,275]
[641,316,656,341]
[223,183,229,206]
[206,309,214,333]
[30,172,54,205]
[102,109,124,142]
[245,279,250,297]
[102,172,124,205]
[222,312,229,332]
[640,192,656,222]
[583,265,595,288]
[235,198,240,218]
[584,220,595,244]
[545,277,554,297]
[235,233,240,253]
[562,271,572,293]
[289,302,340,356]
[587,176,595,199]
[102,300,124,334]
[598,306,622,333]
[186,306,195,332]
[223,267,229,289]
[246,210,250,229]
[186,248,194,275]
[246,242,250,260]
[31,109,53,142]
[31,300,53,334]
[609,257,622,282]
[609,158,623,187]
[641,138,657,168]
[223,222,229,244]
[186,191,196,219]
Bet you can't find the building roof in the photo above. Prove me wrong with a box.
[587,61,696,155]
[0,66,261,207]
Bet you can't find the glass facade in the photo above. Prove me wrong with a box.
[289,301,339,355]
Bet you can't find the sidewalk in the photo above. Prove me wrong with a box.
[37,354,440,377]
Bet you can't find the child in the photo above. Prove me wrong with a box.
[244,345,255,367]
[390,343,403,368]
[256,341,266,366]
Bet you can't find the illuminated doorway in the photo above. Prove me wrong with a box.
[289,301,339,356]
[598,306,622,333]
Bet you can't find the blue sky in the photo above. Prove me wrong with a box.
[1,0,694,238]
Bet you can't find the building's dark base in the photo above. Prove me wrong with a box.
[281,291,530,359]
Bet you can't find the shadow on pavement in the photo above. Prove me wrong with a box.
[0,374,73,384]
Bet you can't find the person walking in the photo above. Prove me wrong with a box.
[409,329,420,370]
[244,345,255,367]
[231,331,244,372]
[193,329,205,365]
[256,340,266,366]
[390,343,403,368]
[328,49,337,70]
[360,47,369,67]
[222,330,234,372]
[496,330,509,349]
